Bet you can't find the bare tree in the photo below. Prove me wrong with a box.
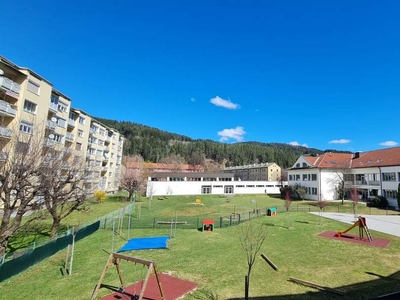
[121,155,147,202]
[350,188,360,221]
[38,147,88,238]
[284,191,292,229]
[0,127,44,257]
[237,222,267,300]
[159,154,186,172]
[326,158,353,205]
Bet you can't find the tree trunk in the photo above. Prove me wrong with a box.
[0,234,10,258]
[50,217,61,238]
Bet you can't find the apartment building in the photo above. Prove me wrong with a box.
[222,162,282,181]
[287,148,400,208]
[0,56,123,193]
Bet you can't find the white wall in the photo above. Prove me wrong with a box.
[146,181,285,197]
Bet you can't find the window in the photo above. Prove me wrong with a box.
[58,101,68,112]
[52,134,64,143]
[398,173,400,181]
[51,93,59,104]
[16,141,30,153]
[289,175,293,181]
[69,112,77,121]
[98,139,104,146]
[295,174,300,181]
[311,174,317,181]
[112,143,116,149]
[302,163,307,167]
[110,162,114,168]
[224,185,234,194]
[303,174,308,181]
[27,80,40,95]
[109,172,113,177]
[20,120,33,134]
[23,100,37,114]
[91,125,98,133]
[383,190,398,199]
[201,186,211,194]
[77,130,84,138]
[111,153,115,158]
[99,129,105,135]
[76,142,83,151]
[246,185,255,187]
[79,116,85,125]
[96,149,103,156]
[56,117,66,128]
[382,172,396,182]
[311,188,318,195]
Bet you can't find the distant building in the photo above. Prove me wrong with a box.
[222,163,282,181]
[124,161,204,173]
[287,148,400,208]
[146,172,287,196]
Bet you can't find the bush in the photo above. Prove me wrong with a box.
[93,190,107,203]
[368,196,388,208]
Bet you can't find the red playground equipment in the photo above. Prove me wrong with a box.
[335,216,373,242]
[202,220,214,232]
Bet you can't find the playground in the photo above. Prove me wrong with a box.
[1,195,400,299]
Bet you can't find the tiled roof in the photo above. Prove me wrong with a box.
[302,147,400,169]
[352,147,400,168]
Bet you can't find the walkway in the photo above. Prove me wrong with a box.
[310,212,400,238]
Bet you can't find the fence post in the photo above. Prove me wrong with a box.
[220,217,223,228]
[229,215,232,226]
[338,204,339,213]
[238,214,241,224]
[153,217,156,229]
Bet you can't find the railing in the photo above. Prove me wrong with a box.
[44,138,55,147]
[369,181,380,186]
[65,132,74,142]
[49,102,58,112]
[0,126,12,138]
[355,180,368,185]
[45,120,56,130]
[0,100,17,117]
[104,146,110,152]
[67,118,76,127]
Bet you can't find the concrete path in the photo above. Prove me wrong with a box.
[310,212,400,238]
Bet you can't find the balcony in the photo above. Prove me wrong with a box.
[105,136,111,143]
[49,102,58,112]
[44,138,55,147]
[369,181,380,186]
[0,151,8,161]
[65,132,74,142]
[0,100,17,117]
[101,167,108,172]
[0,126,12,139]
[67,118,76,127]
[0,76,20,96]
[103,155,109,162]
[46,119,57,130]
[104,146,110,152]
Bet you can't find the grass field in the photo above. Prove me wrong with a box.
[1,194,400,299]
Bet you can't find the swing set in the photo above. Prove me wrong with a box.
[90,253,165,300]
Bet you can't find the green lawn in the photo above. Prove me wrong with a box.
[1,194,400,299]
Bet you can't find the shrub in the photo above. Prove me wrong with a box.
[368,196,388,208]
[93,190,107,203]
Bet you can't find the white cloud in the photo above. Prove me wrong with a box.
[379,141,398,147]
[218,126,246,142]
[190,97,196,102]
[289,141,308,148]
[210,96,240,109]
[329,139,351,144]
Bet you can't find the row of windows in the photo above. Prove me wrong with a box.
[289,174,317,181]
[383,190,398,199]
[290,172,400,183]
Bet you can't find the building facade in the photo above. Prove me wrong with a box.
[287,149,400,208]
[146,172,286,196]
[0,56,123,193]
[222,163,282,181]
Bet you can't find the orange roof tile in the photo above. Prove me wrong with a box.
[351,147,400,168]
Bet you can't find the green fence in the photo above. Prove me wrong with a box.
[0,221,100,282]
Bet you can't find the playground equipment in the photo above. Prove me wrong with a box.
[335,216,373,242]
[195,198,204,205]
[90,253,164,300]
[267,207,277,216]
[202,219,214,231]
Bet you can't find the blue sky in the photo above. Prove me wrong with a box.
[2,0,399,152]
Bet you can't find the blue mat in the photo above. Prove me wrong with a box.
[117,236,170,252]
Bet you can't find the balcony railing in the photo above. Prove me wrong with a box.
[355,180,367,185]
[68,118,76,127]
[49,102,58,112]
[104,146,110,152]
[105,136,111,143]
[65,132,74,142]
[44,138,55,147]
[0,100,17,117]
[46,120,57,130]
[0,76,20,94]
[369,181,380,186]
[0,126,12,139]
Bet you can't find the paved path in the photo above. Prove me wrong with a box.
[310,212,400,238]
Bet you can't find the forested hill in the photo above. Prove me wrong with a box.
[97,118,330,169]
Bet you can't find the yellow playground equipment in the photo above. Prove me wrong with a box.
[195,198,204,205]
